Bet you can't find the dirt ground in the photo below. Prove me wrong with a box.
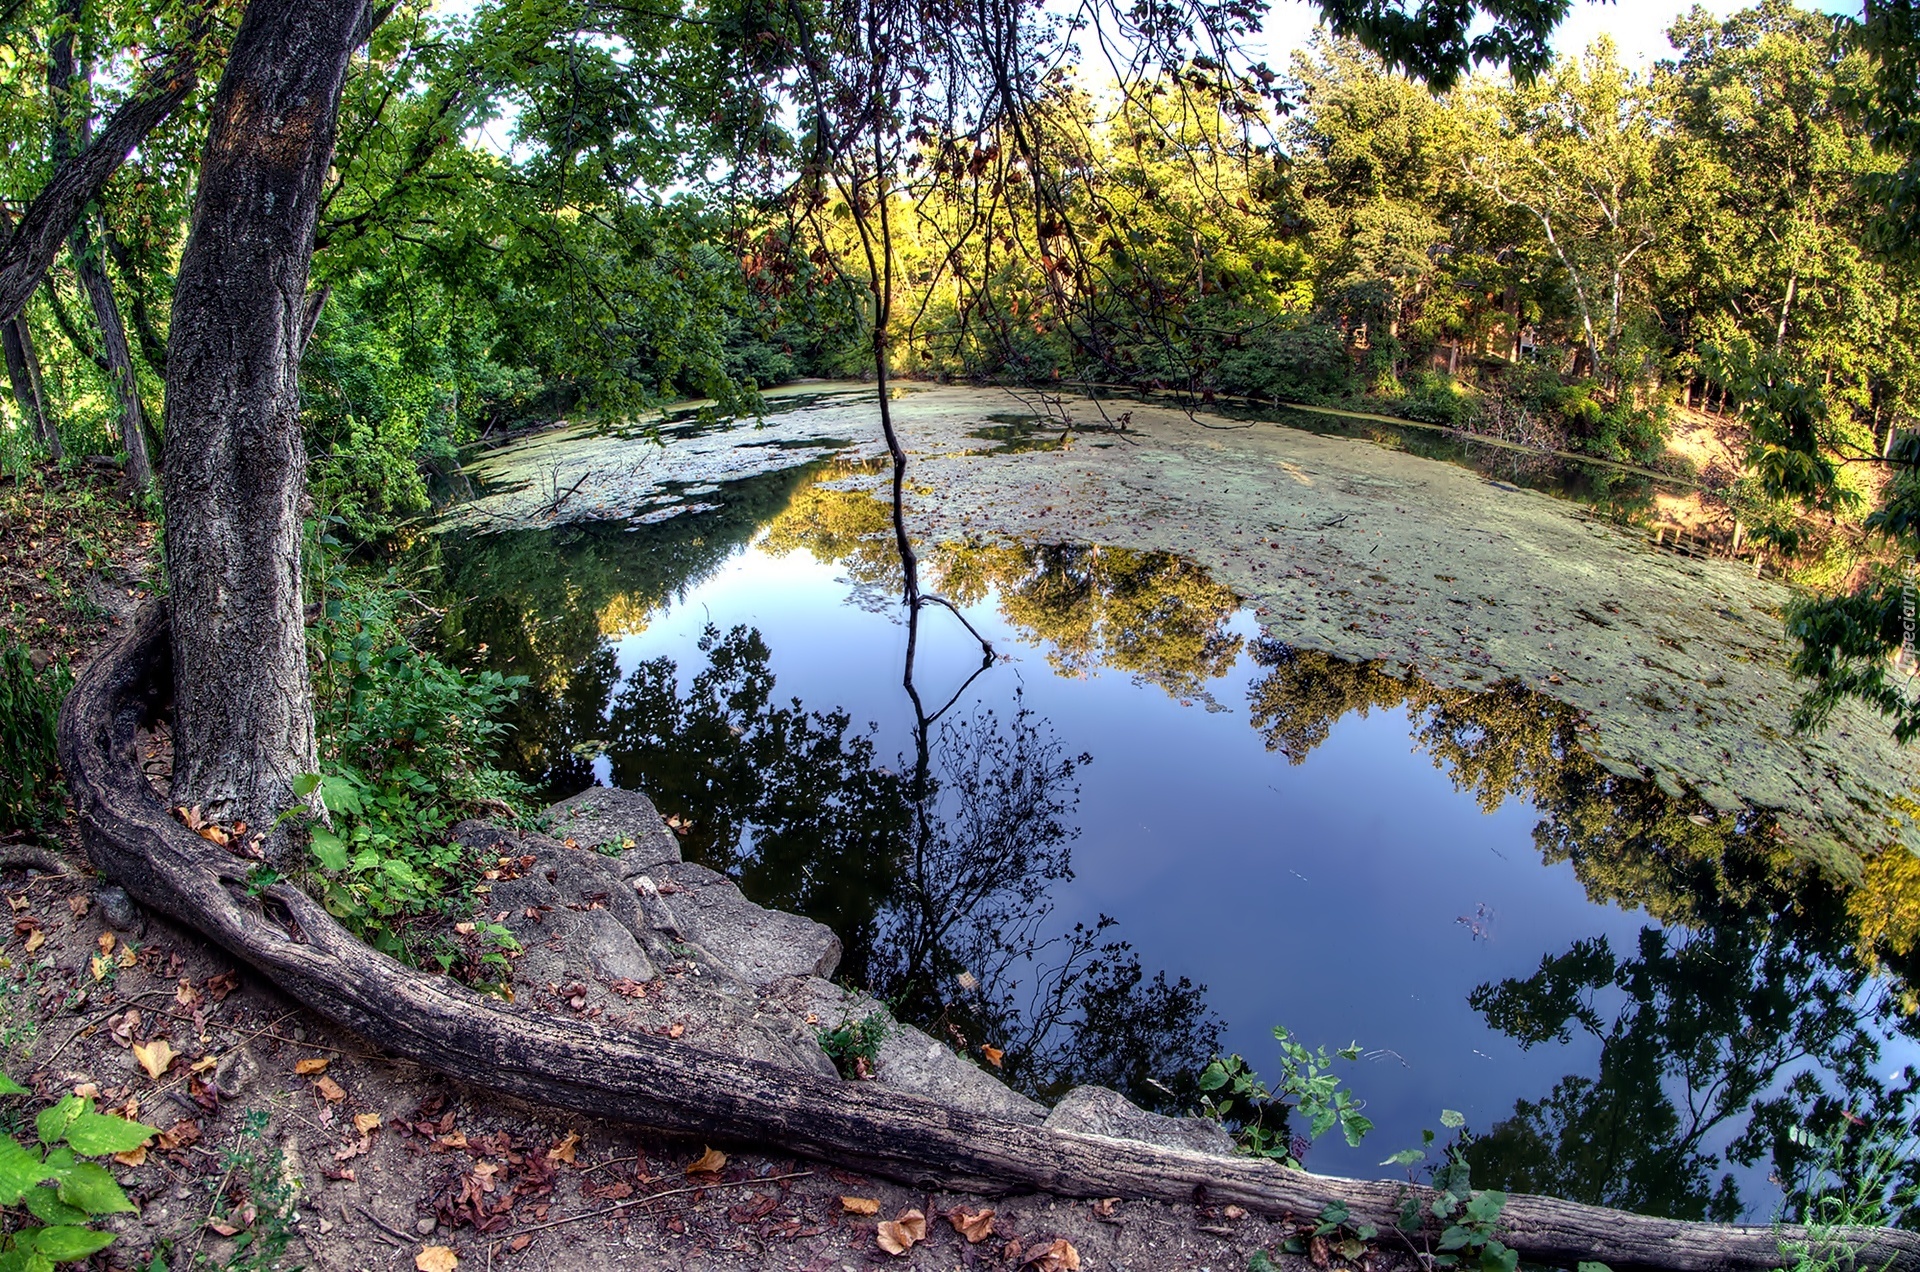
[0,462,1381,1272]
[3,852,1393,1272]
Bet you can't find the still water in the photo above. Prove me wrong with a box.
[434,457,1920,1225]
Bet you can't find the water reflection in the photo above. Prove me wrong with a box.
[431,470,1920,1221]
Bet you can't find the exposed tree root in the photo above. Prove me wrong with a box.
[56,603,1920,1272]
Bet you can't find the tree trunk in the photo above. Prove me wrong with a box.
[161,0,369,835]
[70,226,153,489]
[49,1,153,492]
[55,604,1920,1272]
[2,316,60,461]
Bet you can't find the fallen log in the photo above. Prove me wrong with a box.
[56,602,1920,1272]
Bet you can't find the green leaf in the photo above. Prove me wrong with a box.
[1479,1240,1518,1272]
[1319,1201,1349,1226]
[59,1112,156,1156]
[1380,1148,1426,1167]
[56,1162,134,1215]
[0,1135,51,1205]
[1463,1191,1507,1225]
[1440,1108,1465,1129]
[21,1187,87,1226]
[1340,1111,1374,1147]
[310,826,349,872]
[1249,1254,1281,1272]
[29,1225,115,1262]
[1197,1061,1229,1093]
[1577,1263,1614,1272]
[0,1074,28,1096]
[1439,1225,1473,1251]
[35,1097,83,1148]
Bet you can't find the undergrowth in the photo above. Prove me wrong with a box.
[291,554,533,978]
[0,640,69,834]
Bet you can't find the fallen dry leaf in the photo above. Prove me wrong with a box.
[509,1235,531,1251]
[174,979,202,1008]
[5,895,25,912]
[112,1145,147,1168]
[115,945,136,968]
[980,1044,1004,1068]
[1223,1204,1248,1220]
[840,1196,880,1215]
[1025,1238,1081,1271]
[131,1039,175,1081]
[66,895,88,918]
[876,1209,927,1256]
[546,1131,580,1165]
[415,1247,459,1272]
[89,954,111,981]
[1309,1234,1331,1268]
[1091,1197,1119,1220]
[667,1021,685,1039]
[189,1056,218,1074]
[293,1058,329,1076]
[946,1205,995,1243]
[156,1119,201,1151]
[685,1146,726,1175]
[22,929,42,954]
[97,932,114,956]
[314,1076,346,1102]
[352,1113,381,1136]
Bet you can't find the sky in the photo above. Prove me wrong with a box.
[1252,0,1860,69]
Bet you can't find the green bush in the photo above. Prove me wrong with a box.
[0,641,71,833]
[294,567,533,968]
[0,1072,157,1268]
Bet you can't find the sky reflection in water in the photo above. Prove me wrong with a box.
[435,468,1920,1224]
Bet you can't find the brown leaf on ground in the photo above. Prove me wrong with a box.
[96,932,114,957]
[545,1131,580,1164]
[1091,1198,1120,1220]
[415,1247,459,1272]
[131,1039,174,1081]
[155,1119,201,1150]
[66,895,88,918]
[1025,1238,1081,1271]
[946,1205,995,1243]
[1310,1235,1331,1267]
[293,1058,329,1076]
[174,978,201,1007]
[205,970,239,1000]
[352,1113,382,1136]
[112,1145,147,1167]
[509,1235,531,1252]
[875,1209,926,1256]
[685,1146,726,1175]
[840,1196,880,1215]
[22,929,42,953]
[1224,1204,1248,1220]
[314,1075,346,1102]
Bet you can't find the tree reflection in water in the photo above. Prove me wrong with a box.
[436,470,1920,1218]
[1246,639,1920,1223]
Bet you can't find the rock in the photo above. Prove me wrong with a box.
[647,862,842,984]
[95,885,139,932]
[415,1217,436,1235]
[1044,1085,1234,1156]
[214,1046,259,1099]
[806,979,1046,1124]
[544,787,681,866]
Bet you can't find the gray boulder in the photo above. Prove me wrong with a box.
[1044,1085,1234,1155]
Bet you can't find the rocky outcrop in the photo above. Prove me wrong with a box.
[492,785,1180,1137]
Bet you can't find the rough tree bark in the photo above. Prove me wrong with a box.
[161,0,370,835]
[49,0,153,490]
[55,605,1920,1272]
[0,36,198,325]
[2,316,60,461]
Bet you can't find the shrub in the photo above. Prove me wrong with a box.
[294,567,533,967]
[0,641,71,833]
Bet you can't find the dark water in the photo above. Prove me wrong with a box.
[431,458,1920,1225]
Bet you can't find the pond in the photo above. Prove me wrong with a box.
[431,387,1920,1226]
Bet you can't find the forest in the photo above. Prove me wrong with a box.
[4,0,1920,1267]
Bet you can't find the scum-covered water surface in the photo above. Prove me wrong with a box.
[433,384,1920,1224]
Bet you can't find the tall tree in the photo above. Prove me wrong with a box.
[162,0,369,836]
[48,0,154,489]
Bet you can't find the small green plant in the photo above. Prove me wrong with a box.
[818,1011,890,1079]
[1379,1111,1528,1272]
[196,1109,299,1272]
[285,563,534,968]
[0,641,72,833]
[1197,1026,1373,1167]
[1777,1117,1920,1272]
[0,1073,158,1268]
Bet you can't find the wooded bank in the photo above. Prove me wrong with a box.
[55,602,1920,1272]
